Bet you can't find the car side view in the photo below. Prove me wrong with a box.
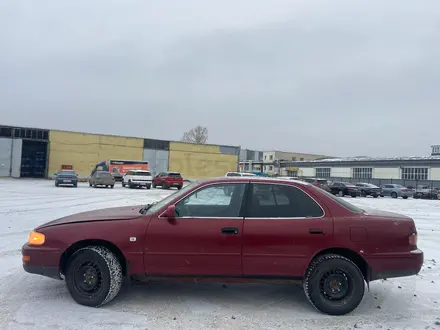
[22,177,423,315]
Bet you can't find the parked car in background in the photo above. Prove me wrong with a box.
[54,170,78,187]
[380,184,412,199]
[355,183,382,198]
[413,185,439,199]
[89,171,115,188]
[329,181,360,197]
[122,170,152,189]
[152,172,183,189]
[303,178,330,191]
[23,177,423,315]
[225,172,257,177]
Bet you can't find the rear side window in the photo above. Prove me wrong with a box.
[226,172,240,177]
[246,183,324,218]
[314,186,363,213]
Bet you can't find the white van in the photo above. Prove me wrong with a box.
[122,170,153,189]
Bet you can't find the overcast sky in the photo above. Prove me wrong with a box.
[1,0,439,157]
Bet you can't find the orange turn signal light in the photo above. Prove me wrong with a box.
[28,231,45,246]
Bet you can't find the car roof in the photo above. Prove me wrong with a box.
[195,176,311,186]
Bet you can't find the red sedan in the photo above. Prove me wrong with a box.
[22,177,423,315]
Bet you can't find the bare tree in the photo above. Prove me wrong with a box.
[182,125,208,144]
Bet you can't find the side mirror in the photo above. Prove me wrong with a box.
[164,205,176,219]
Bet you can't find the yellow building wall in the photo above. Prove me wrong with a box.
[169,142,238,178]
[48,130,144,177]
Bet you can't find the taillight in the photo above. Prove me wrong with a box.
[402,189,407,192]
[347,187,352,190]
[409,233,418,249]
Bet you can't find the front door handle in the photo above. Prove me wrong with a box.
[309,228,324,235]
[221,227,239,235]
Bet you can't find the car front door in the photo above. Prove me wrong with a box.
[242,182,333,277]
[381,184,393,196]
[145,182,247,276]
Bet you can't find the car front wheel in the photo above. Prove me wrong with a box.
[65,246,123,307]
[303,254,365,315]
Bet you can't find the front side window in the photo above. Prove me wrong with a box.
[246,184,324,218]
[175,183,246,218]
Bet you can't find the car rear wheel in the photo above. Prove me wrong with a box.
[146,184,151,189]
[303,254,365,315]
[177,185,182,190]
[65,246,123,307]
[391,192,398,199]
[162,182,169,189]
[360,190,367,197]
[110,185,114,189]
[402,196,408,199]
[373,194,378,198]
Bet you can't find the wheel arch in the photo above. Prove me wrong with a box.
[309,247,370,282]
[60,239,128,276]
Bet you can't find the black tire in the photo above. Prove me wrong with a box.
[351,195,357,198]
[74,183,78,188]
[55,182,59,187]
[380,194,384,198]
[162,182,168,189]
[152,182,156,188]
[303,254,365,315]
[89,181,92,187]
[360,190,367,197]
[177,185,182,190]
[110,185,114,189]
[146,185,151,189]
[128,180,133,189]
[402,196,408,199]
[122,182,126,188]
[93,182,97,188]
[338,190,344,197]
[373,194,378,198]
[65,246,123,307]
[391,192,398,199]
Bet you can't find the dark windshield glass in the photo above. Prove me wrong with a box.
[59,170,76,176]
[135,171,151,176]
[168,172,181,177]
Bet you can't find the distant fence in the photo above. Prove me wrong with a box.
[319,177,440,189]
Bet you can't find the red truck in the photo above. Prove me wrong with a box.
[22,177,422,315]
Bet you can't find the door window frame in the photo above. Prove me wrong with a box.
[243,182,326,220]
[159,182,249,219]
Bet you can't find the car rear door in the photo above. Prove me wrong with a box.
[145,182,248,276]
[242,182,334,277]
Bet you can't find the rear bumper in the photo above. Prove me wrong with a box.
[369,249,423,281]
[131,180,152,185]
[22,243,62,280]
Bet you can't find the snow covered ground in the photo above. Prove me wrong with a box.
[0,178,439,329]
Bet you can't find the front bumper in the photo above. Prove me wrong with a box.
[22,243,62,280]
[369,249,423,281]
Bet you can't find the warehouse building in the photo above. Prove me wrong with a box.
[280,147,440,186]
[0,125,240,179]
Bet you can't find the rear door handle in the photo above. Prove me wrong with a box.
[221,227,239,235]
[309,228,324,235]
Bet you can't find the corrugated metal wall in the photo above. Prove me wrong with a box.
[11,139,22,178]
[142,139,170,176]
[168,142,239,179]
[0,138,12,177]
[48,130,144,177]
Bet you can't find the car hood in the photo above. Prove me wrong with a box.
[362,207,412,220]
[36,205,143,229]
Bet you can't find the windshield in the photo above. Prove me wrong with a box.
[145,182,197,214]
[59,170,76,175]
[168,172,181,177]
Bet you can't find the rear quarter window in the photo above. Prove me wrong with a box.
[313,186,363,213]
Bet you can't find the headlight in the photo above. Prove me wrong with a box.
[28,231,45,246]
